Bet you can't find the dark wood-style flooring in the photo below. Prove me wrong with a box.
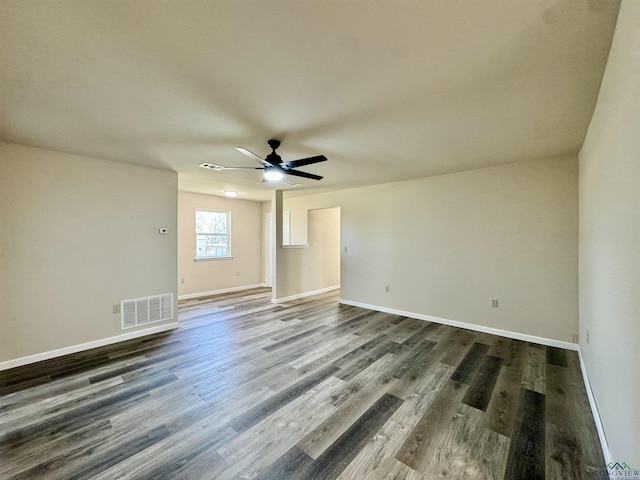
[0,288,605,479]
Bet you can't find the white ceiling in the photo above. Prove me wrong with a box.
[1,0,620,201]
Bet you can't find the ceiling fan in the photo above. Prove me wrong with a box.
[200,139,327,182]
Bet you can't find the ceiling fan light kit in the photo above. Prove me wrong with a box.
[263,169,284,182]
[201,139,327,184]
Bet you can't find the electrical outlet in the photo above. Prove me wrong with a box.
[343,246,348,253]
[385,285,390,293]
[112,304,120,314]
[491,299,499,308]
[180,277,185,284]
[236,271,240,276]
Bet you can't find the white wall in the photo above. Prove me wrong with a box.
[579,0,639,465]
[307,207,341,290]
[0,142,178,363]
[262,201,272,286]
[285,154,579,342]
[272,192,340,301]
[273,209,340,301]
[178,191,263,297]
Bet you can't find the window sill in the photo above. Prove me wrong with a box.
[281,244,309,249]
[194,256,234,262]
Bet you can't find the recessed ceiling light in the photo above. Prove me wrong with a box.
[224,190,238,197]
[263,169,284,182]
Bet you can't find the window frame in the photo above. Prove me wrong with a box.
[194,209,232,261]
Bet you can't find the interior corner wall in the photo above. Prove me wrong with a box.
[177,191,263,297]
[285,154,579,343]
[0,142,178,363]
[578,0,639,465]
[273,204,341,301]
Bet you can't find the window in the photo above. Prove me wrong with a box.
[195,209,231,259]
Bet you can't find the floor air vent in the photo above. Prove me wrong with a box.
[121,293,173,330]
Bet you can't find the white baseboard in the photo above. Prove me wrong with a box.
[337,299,614,462]
[272,285,340,304]
[1,292,612,467]
[178,283,266,300]
[578,348,612,465]
[0,322,180,372]
[338,299,579,351]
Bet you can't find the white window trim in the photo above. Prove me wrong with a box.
[194,256,234,262]
[195,209,231,260]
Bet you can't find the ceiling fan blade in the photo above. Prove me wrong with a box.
[284,169,323,181]
[280,155,327,170]
[235,147,271,167]
[223,167,263,170]
[200,163,261,171]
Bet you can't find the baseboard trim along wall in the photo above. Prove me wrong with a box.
[0,322,180,372]
[272,285,341,304]
[339,298,578,350]
[578,349,612,465]
[339,298,616,464]
[1,290,611,465]
[178,283,266,301]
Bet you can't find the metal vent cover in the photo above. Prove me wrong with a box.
[121,293,173,330]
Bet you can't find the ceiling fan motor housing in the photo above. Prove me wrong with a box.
[266,139,282,165]
[267,139,280,150]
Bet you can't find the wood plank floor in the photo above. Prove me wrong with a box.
[0,288,606,479]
